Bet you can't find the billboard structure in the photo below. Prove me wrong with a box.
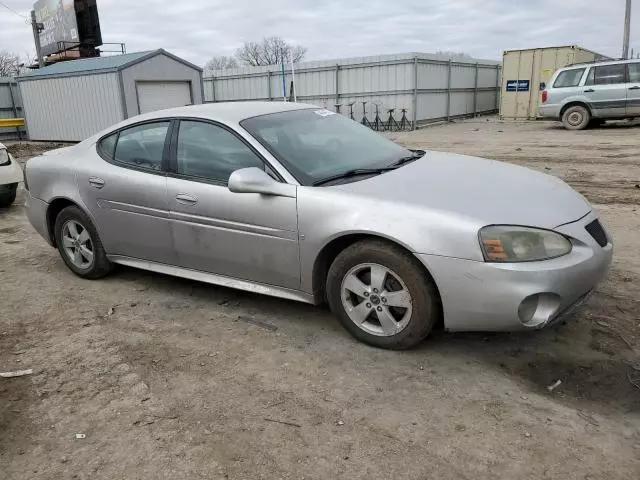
[33,0,102,57]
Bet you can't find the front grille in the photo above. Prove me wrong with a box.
[585,219,608,247]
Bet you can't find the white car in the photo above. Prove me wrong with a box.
[0,142,23,207]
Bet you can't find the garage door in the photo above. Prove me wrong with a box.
[137,81,192,114]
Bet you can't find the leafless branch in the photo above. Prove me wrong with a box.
[235,36,307,66]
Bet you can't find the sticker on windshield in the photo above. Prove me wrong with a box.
[314,109,336,117]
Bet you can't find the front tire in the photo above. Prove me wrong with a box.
[54,206,113,279]
[562,105,590,130]
[0,183,17,208]
[326,239,439,349]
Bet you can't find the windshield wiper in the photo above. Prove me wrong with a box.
[312,150,426,187]
[389,149,426,167]
[312,167,396,186]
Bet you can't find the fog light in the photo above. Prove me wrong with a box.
[518,293,561,328]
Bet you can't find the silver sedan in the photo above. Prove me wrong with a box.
[24,102,613,349]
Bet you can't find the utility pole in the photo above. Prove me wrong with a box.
[30,10,44,68]
[623,0,632,59]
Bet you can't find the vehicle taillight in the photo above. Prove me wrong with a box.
[541,90,548,103]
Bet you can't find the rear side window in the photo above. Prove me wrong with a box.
[553,69,585,88]
[98,122,170,172]
[98,132,117,159]
[585,64,627,85]
[628,63,640,83]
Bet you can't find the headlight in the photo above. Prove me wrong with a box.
[479,225,572,262]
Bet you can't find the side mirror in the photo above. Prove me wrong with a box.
[228,167,296,198]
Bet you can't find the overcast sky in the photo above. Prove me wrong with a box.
[1,0,638,65]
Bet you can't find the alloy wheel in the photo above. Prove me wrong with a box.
[340,263,413,337]
[61,219,94,269]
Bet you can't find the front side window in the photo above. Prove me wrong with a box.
[241,109,411,185]
[105,122,170,171]
[176,121,264,183]
[553,69,585,88]
[586,64,627,85]
[628,63,640,83]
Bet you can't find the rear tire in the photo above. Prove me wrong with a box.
[0,183,17,208]
[562,105,590,130]
[54,206,113,279]
[326,239,439,350]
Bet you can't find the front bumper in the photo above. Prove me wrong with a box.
[416,211,613,332]
[25,192,53,246]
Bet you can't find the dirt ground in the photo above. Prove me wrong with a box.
[1,119,639,479]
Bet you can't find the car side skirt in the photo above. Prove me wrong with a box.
[107,255,316,305]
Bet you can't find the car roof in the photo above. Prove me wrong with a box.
[128,101,317,125]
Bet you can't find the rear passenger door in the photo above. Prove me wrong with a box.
[582,64,628,118]
[79,120,176,264]
[626,63,640,116]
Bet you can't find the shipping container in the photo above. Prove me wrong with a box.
[499,46,611,120]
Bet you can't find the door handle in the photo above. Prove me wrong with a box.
[629,86,640,90]
[175,193,198,205]
[584,89,595,93]
[88,177,105,189]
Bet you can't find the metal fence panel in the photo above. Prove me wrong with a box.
[0,78,25,141]
[478,66,500,88]
[417,62,448,90]
[203,53,501,126]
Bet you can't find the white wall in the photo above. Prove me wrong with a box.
[19,73,123,142]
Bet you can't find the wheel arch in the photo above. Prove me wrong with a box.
[560,101,592,119]
[311,233,443,319]
[46,197,84,247]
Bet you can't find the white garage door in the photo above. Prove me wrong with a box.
[137,81,192,114]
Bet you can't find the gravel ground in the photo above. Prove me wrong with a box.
[1,119,639,479]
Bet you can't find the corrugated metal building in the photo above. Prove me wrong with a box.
[204,53,501,125]
[17,49,204,141]
[500,45,611,119]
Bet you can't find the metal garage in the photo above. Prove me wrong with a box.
[17,49,203,141]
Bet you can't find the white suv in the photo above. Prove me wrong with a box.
[540,59,640,130]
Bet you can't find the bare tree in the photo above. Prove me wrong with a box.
[235,36,307,66]
[0,51,22,77]
[204,55,239,74]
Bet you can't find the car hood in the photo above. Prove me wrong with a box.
[332,151,591,229]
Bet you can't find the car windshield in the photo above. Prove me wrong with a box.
[241,108,412,185]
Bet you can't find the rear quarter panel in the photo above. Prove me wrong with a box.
[26,145,97,241]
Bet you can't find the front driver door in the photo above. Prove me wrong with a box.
[79,120,176,264]
[165,119,300,289]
